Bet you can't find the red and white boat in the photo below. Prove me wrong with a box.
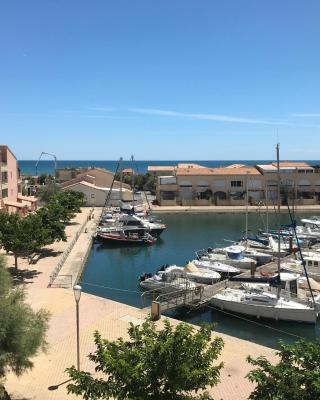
[96,230,156,246]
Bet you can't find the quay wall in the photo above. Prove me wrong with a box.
[151,205,320,214]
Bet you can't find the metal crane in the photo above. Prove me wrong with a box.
[35,152,57,177]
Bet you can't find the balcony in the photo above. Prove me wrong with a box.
[1,163,8,172]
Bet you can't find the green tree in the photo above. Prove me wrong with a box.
[48,191,84,223]
[67,317,224,400]
[0,213,49,269]
[38,173,49,185]
[36,205,67,243]
[38,182,61,203]
[0,255,49,397]
[247,339,320,400]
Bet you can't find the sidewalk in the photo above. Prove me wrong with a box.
[2,208,277,400]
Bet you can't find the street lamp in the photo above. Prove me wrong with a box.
[73,285,82,371]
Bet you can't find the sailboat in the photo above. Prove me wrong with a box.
[210,144,318,324]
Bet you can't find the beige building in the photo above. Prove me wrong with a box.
[0,145,37,215]
[62,181,132,207]
[156,162,320,206]
[147,165,176,175]
[58,167,130,190]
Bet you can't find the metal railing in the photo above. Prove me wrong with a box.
[48,209,94,287]
[50,274,72,288]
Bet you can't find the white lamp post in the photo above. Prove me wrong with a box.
[73,285,82,371]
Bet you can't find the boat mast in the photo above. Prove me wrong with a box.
[131,155,135,206]
[245,171,249,244]
[276,143,281,298]
[119,165,123,203]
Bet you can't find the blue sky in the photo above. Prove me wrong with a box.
[0,0,319,160]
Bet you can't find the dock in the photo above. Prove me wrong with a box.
[142,280,231,319]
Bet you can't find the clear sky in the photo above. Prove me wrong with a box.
[0,1,320,160]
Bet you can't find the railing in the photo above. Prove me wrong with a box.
[48,209,94,287]
[50,274,72,288]
[142,279,229,316]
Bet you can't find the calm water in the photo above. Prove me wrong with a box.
[81,212,320,349]
[18,159,319,176]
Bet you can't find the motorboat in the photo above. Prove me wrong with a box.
[96,230,156,246]
[281,253,320,281]
[99,214,166,238]
[214,244,272,265]
[157,263,221,284]
[192,259,241,276]
[139,273,197,293]
[197,246,256,270]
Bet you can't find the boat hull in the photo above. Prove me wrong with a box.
[96,232,154,246]
[211,297,318,324]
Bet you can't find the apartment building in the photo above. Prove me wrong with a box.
[0,145,37,215]
[156,162,320,206]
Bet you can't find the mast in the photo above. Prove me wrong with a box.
[131,155,135,205]
[119,166,123,203]
[276,143,281,298]
[245,171,249,244]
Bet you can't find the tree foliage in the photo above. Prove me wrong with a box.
[0,190,84,268]
[247,339,320,400]
[0,255,49,395]
[38,182,60,203]
[67,317,224,400]
[47,191,85,223]
[114,172,157,194]
[0,213,50,268]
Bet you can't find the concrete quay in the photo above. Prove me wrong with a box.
[151,204,320,213]
[2,208,277,400]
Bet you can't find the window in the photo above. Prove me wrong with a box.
[1,188,8,198]
[1,171,7,182]
[314,261,319,267]
[161,191,176,200]
[197,191,211,200]
[231,181,243,187]
[91,193,95,198]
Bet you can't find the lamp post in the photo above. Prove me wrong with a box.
[73,285,82,371]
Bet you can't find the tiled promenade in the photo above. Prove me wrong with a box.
[2,208,277,400]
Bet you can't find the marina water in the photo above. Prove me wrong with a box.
[81,212,320,349]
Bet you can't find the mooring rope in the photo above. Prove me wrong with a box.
[206,304,306,340]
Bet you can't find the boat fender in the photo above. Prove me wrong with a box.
[194,286,203,296]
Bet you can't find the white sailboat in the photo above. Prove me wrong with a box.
[210,144,318,324]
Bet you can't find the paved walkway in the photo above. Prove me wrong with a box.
[2,208,277,400]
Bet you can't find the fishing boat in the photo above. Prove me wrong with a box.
[96,230,156,245]
[211,144,319,324]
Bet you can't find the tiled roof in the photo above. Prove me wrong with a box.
[147,166,175,171]
[176,166,260,176]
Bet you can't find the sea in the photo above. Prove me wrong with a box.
[18,159,320,176]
